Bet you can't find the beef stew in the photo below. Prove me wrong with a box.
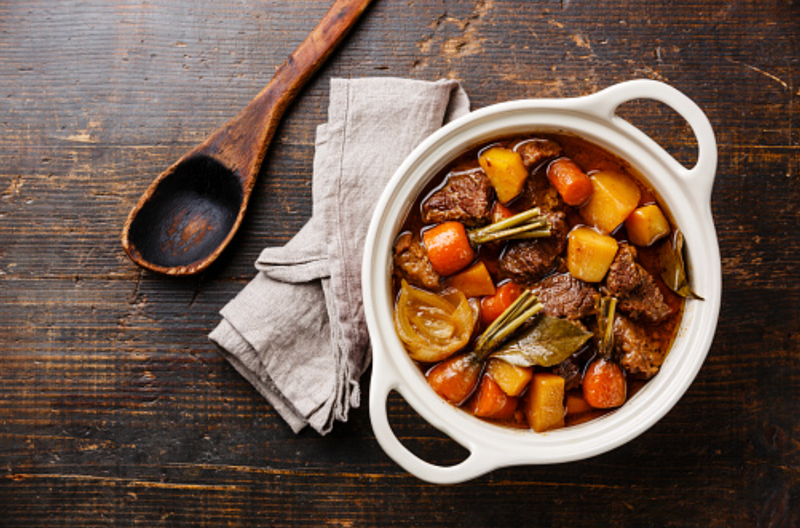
[391,132,689,432]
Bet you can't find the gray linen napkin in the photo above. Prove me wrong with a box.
[210,77,470,434]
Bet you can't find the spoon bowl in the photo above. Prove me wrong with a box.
[125,155,242,270]
[122,0,373,275]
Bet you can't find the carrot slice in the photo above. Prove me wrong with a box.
[426,353,482,405]
[547,157,594,206]
[471,374,518,419]
[565,392,593,416]
[491,201,515,223]
[422,221,475,276]
[582,358,627,409]
[480,281,523,326]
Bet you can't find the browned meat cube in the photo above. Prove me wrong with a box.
[522,170,564,212]
[393,232,441,290]
[614,314,665,379]
[421,171,494,227]
[516,138,563,169]
[499,210,569,285]
[532,273,600,320]
[552,356,582,391]
[605,243,672,323]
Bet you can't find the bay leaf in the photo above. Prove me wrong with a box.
[658,229,703,300]
[489,314,593,368]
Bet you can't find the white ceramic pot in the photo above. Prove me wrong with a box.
[362,79,721,484]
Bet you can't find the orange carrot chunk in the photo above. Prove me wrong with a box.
[480,281,523,326]
[422,221,475,276]
[471,374,518,419]
[583,358,627,409]
[426,353,482,405]
[565,392,593,417]
[547,157,594,206]
[491,201,515,223]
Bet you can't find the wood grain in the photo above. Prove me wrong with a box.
[1,0,798,526]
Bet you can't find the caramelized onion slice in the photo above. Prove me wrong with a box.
[394,280,477,363]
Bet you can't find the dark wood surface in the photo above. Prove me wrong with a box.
[1,0,797,526]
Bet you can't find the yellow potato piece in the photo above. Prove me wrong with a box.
[524,373,565,433]
[485,358,533,397]
[479,147,528,204]
[624,204,671,247]
[567,226,619,282]
[580,170,642,234]
[447,261,496,298]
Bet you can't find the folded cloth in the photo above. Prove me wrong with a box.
[210,77,470,434]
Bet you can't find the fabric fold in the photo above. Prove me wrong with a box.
[257,215,330,283]
[210,77,470,434]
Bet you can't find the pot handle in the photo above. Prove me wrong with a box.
[581,79,718,206]
[369,362,496,484]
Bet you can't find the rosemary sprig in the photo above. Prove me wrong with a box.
[474,289,544,361]
[596,296,617,359]
[468,207,551,246]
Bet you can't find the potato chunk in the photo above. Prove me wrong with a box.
[479,147,528,204]
[580,170,641,234]
[447,261,496,298]
[624,204,671,247]
[566,226,619,282]
[485,358,533,397]
[524,373,565,433]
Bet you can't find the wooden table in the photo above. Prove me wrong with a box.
[1,1,797,525]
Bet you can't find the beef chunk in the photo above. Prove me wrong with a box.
[499,210,569,285]
[614,315,665,379]
[516,139,563,169]
[393,232,441,290]
[523,169,564,211]
[515,139,564,210]
[605,243,672,323]
[421,171,494,227]
[532,273,600,320]
[553,356,582,391]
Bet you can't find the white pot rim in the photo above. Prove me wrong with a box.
[363,79,721,484]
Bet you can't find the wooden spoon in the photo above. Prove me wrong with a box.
[121,0,373,275]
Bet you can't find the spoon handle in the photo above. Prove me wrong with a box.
[197,0,374,185]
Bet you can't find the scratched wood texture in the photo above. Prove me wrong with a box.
[0,0,797,526]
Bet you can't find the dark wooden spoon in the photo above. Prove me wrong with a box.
[121,0,373,276]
